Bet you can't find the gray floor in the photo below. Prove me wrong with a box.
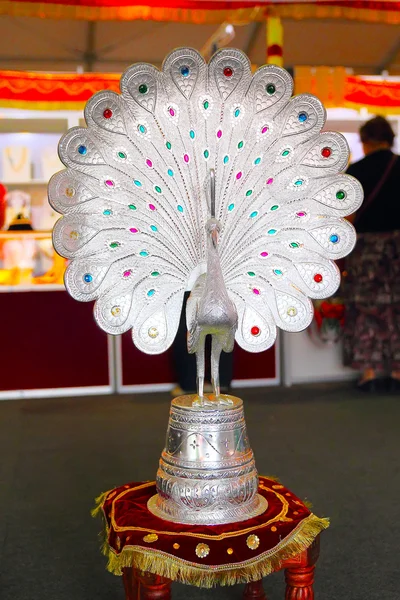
[0,383,399,599]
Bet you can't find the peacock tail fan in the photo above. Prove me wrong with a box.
[49,48,362,355]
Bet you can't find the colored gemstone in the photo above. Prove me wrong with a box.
[189,130,195,139]
[181,65,190,77]
[260,251,269,257]
[110,242,120,248]
[83,273,92,283]
[296,211,306,217]
[203,100,209,110]
[134,180,142,187]
[268,229,277,235]
[148,327,159,338]
[138,124,146,134]
[146,159,153,168]
[147,289,156,297]
[287,307,297,317]
[290,242,299,248]
[254,157,261,165]
[266,83,276,95]
[118,151,126,159]
[129,228,138,233]
[247,271,255,277]
[228,203,235,211]
[149,204,156,211]
[204,149,209,159]
[282,149,290,157]
[246,190,253,197]
[250,211,258,218]
[184,154,189,163]
[70,230,78,239]
[65,187,75,198]
[271,205,279,211]
[336,190,346,200]
[236,171,242,180]
[251,326,260,336]
[150,225,158,232]
[123,270,132,278]
[103,108,112,119]
[103,209,112,216]
[298,112,308,122]
[238,140,244,149]
[169,107,175,117]
[151,271,159,277]
[252,288,260,295]
[266,178,274,185]
[314,273,323,283]
[217,130,222,139]
[177,205,184,213]
[273,269,283,276]
[261,125,269,134]
[223,155,229,164]
[294,179,304,187]
[224,66,233,77]
[128,204,136,210]
[322,147,332,158]
[78,145,87,155]
[330,234,339,243]
[138,84,148,94]
[167,168,174,176]
[105,179,114,187]
[139,250,148,257]
[166,141,172,150]
[111,306,121,317]
[154,186,162,194]
[234,108,240,117]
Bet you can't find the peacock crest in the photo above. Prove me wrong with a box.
[49,48,362,372]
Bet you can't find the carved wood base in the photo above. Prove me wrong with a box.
[243,579,267,600]
[285,566,315,600]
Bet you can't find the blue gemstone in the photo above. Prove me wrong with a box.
[134,180,142,187]
[273,269,283,276]
[294,179,304,186]
[78,145,87,155]
[228,203,235,211]
[298,112,308,122]
[254,157,261,165]
[177,205,184,213]
[103,209,112,216]
[181,66,190,77]
[250,211,258,218]
[150,225,157,231]
[167,169,174,177]
[330,234,339,244]
[189,130,195,139]
[147,288,156,297]
[83,273,93,283]
[268,229,277,235]
[139,250,149,257]
[223,155,229,164]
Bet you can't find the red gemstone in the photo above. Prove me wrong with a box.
[251,326,261,336]
[321,147,331,158]
[314,273,323,283]
[224,67,233,77]
[103,108,112,119]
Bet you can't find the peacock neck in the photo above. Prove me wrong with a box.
[204,231,227,296]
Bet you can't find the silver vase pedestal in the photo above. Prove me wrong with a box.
[147,394,267,526]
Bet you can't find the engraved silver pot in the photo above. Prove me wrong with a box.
[147,395,267,525]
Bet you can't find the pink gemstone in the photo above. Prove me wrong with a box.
[169,107,175,116]
[149,204,156,211]
[184,154,189,163]
[105,179,114,187]
[296,211,306,217]
[217,130,222,139]
[146,159,153,168]
[129,228,138,233]
[253,288,260,295]
[236,171,242,180]
[260,251,269,257]
[261,126,269,134]
[123,270,132,278]
[266,178,274,185]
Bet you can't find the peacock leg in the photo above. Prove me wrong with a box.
[211,338,233,405]
[192,336,206,406]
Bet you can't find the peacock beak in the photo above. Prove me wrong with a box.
[211,227,219,247]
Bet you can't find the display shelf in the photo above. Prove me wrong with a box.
[3,179,49,186]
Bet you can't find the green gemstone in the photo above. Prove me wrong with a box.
[128,204,136,210]
[247,271,256,277]
[238,141,244,149]
[266,83,276,95]
[118,151,126,159]
[190,130,195,139]
[204,149,209,159]
[110,242,120,249]
[290,242,299,248]
[138,84,148,94]
[154,186,162,194]
[203,100,209,109]
[151,271,159,277]
[282,150,290,157]
[166,141,172,150]
[246,190,253,197]
[271,205,279,211]
[336,190,346,200]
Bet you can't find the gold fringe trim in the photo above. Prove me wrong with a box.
[103,514,329,587]
[91,490,112,518]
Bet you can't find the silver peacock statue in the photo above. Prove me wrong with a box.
[49,48,362,525]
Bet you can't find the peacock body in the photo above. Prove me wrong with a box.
[49,48,362,390]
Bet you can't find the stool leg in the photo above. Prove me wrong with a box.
[243,579,267,600]
[122,567,139,600]
[137,571,172,600]
[284,565,315,600]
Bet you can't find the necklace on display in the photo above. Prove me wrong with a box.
[6,147,28,172]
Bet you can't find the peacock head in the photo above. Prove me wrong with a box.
[206,217,221,248]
